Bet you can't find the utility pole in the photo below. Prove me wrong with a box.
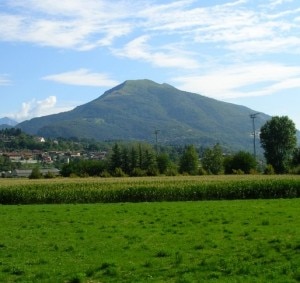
[250,113,260,159]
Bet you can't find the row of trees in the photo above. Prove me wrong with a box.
[60,115,300,177]
[60,142,262,177]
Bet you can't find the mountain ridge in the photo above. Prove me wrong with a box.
[17,79,270,151]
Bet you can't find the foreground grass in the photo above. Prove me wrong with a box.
[0,199,299,282]
[1,175,300,204]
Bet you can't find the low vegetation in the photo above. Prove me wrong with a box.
[0,199,299,282]
[0,175,299,205]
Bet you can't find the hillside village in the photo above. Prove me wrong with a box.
[0,129,108,177]
[1,149,108,178]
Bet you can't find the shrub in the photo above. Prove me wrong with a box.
[113,167,127,177]
[100,170,111,178]
[232,169,244,175]
[131,168,147,177]
[264,164,275,175]
[29,167,42,179]
[44,171,55,179]
[69,173,78,178]
[198,167,207,175]
[289,165,300,175]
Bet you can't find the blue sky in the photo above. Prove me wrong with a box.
[0,0,300,130]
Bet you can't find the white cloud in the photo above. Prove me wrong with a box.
[0,74,10,85]
[0,0,134,50]
[268,0,294,8]
[42,69,119,87]
[172,62,300,99]
[228,36,300,55]
[7,96,73,121]
[1,0,300,60]
[113,35,199,69]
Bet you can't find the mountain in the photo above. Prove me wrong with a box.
[0,117,18,129]
[0,117,18,126]
[17,79,270,151]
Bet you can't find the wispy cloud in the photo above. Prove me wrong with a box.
[42,69,119,87]
[0,74,11,85]
[1,0,300,57]
[7,96,74,121]
[112,35,199,69]
[268,0,295,8]
[0,0,133,50]
[172,63,300,99]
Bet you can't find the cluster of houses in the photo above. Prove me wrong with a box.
[0,149,108,178]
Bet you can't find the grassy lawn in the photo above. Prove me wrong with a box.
[0,199,299,282]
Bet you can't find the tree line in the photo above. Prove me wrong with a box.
[59,115,300,177]
[1,116,299,177]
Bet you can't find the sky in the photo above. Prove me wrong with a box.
[0,0,300,130]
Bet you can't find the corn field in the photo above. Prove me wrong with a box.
[0,175,299,204]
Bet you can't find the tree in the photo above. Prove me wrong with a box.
[224,151,257,174]
[156,153,170,174]
[130,147,138,174]
[179,145,199,175]
[292,147,300,167]
[29,167,42,179]
[260,116,297,173]
[143,149,158,176]
[109,143,122,173]
[202,144,223,174]
[121,147,130,175]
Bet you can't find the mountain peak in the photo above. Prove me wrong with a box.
[101,79,172,98]
[17,79,270,150]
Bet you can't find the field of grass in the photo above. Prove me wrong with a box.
[0,199,299,282]
[0,175,300,204]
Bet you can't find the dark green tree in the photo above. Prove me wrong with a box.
[0,155,15,171]
[121,147,130,175]
[156,153,170,174]
[292,147,300,167]
[224,151,257,174]
[179,145,199,175]
[202,144,223,174]
[130,147,138,174]
[109,143,122,173]
[143,149,158,176]
[260,116,297,173]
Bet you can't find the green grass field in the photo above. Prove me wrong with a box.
[0,199,299,282]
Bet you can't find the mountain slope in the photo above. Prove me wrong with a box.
[17,80,269,150]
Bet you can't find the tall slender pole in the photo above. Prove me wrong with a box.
[250,113,260,159]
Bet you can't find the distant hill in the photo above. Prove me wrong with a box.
[0,117,17,126]
[0,117,18,130]
[17,79,270,151]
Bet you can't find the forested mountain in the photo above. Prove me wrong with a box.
[17,79,270,151]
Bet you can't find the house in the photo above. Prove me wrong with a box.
[12,169,32,178]
[35,137,46,143]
